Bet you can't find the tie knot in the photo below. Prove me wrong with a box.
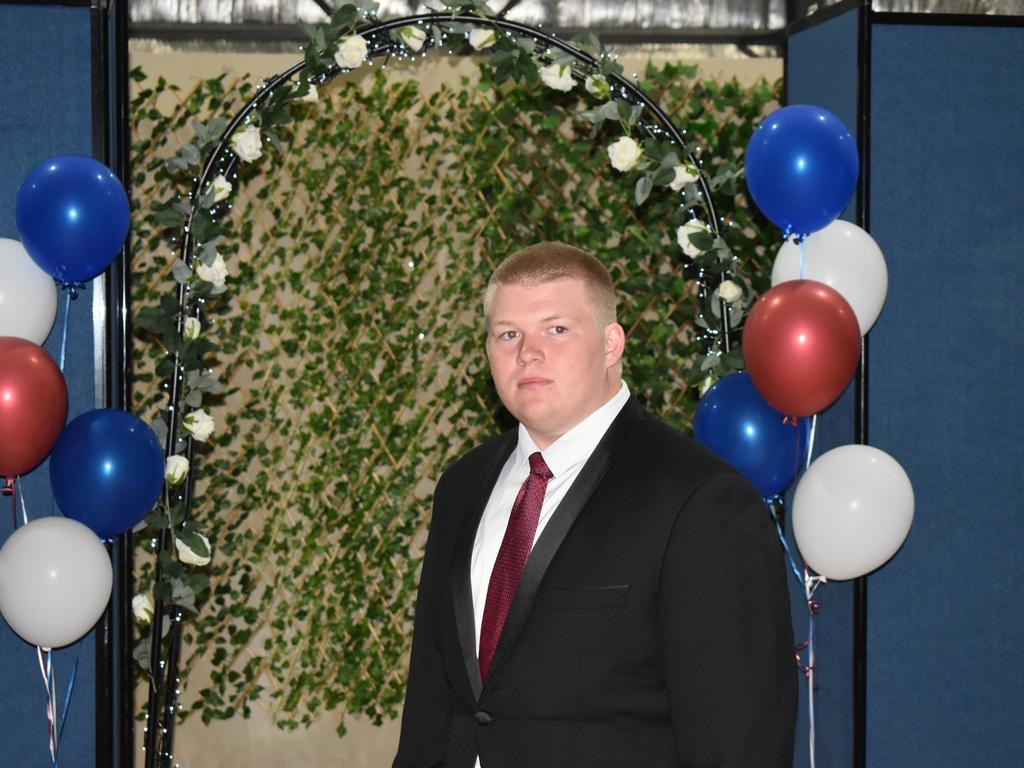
[528,452,553,480]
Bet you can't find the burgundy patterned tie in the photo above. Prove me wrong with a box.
[478,451,553,682]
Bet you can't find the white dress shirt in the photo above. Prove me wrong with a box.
[470,381,631,655]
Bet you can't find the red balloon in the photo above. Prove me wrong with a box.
[743,280,860,417]
[0,337,68,478]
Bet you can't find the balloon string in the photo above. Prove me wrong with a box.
[766,497,803,584]
[801,564,826,768]
[799,239,805,280]
[805,414,818,471]
[37,647,57,763]
[59,290,71,373]
[18,476,29,526]
[54,644,81,766]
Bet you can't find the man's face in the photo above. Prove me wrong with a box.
[485,278,624,449]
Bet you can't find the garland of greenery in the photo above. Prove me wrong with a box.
[130,3,779,762]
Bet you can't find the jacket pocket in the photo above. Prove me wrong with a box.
[535,585,629,610]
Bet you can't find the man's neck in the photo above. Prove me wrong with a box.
[524,379,626,451]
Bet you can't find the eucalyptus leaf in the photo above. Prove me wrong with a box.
[634,175,653,207]
[149,416,168,446]
[700,352,722,372]
[651,166,675,187]
[178,530,211,559]
[728,305,745,327]
[596,101,620,121]
[135,306,170,334]
[132,637,151,671]
[172,259,192,285]
[569,32,602,56]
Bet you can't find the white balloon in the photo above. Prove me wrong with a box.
[772,221,888,335]
[792,445,914,580]
[0,237,58,344]
[0,516,112,648]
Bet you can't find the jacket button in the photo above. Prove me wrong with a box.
[474,710,493,725]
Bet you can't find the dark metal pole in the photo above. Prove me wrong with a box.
[94,0,134,765]
[853,1,872,765]
[91,2,113,766]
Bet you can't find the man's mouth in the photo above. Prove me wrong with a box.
[518,376,552,388]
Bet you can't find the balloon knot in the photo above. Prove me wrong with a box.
[781,415,799,426]
[56,281,87,299]
[2,477,14,496]
[793,641,809,668]
[807,598,822,615]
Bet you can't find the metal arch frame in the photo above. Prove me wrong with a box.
[145,13,729,767]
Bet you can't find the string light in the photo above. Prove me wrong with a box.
[142,10,731,764]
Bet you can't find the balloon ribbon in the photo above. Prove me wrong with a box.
[59,290,72,373]
[37,648,57,763]
[35,645,80,768]
[765,414,823,768]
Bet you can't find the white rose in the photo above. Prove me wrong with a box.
[669,164,698,191]
[183,316,201,341]
[607,136,644,173]
[334,35,368,70]
[175,533,211,567]
[209,174,232,203]
[229,125,262,163]
[132,594,154,625]
[301,83,319,103]
[468,28,496,50]
[398,26,427,52]
[538,64,574,93]
[182,409,215,442]
[584,74,610,100]
[164,455,190,486]
[676,218,710,257]
[195,253,228,289]
[718,279,743,304]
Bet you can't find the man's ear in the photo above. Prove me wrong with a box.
[604,322,626,367]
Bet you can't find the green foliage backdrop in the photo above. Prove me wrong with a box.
[130,58,780,734]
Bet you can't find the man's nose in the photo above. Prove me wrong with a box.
[516,335,543,365]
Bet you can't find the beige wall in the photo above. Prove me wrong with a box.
[130,46,781,93]
[131,41,780,768]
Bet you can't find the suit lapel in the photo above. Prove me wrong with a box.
[451,431,516,702]
[480,397,645,698]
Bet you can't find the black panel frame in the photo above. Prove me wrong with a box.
[784,3,1022,766]
[92,0,133,766]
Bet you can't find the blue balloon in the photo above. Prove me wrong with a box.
[744,105,858,237]
[50,409,164,540]
[694,372,807,498]
[15,155,130,283]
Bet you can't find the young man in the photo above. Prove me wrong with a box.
[394,242,795,768]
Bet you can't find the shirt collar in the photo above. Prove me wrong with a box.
[515,381,631,478]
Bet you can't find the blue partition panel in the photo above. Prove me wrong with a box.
[0,4,97,768]
[785,8,860,767]
[867,22,1024,767]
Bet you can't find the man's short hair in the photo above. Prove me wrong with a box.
[484,242,617,326]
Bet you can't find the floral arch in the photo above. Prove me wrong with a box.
[132,4,775,764]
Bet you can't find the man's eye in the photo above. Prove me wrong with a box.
[497,330,519,341]
[549,325,568,335]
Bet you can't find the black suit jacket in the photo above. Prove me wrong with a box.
[394,397,796,768]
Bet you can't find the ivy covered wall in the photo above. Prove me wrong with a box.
[129,53,781,756]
